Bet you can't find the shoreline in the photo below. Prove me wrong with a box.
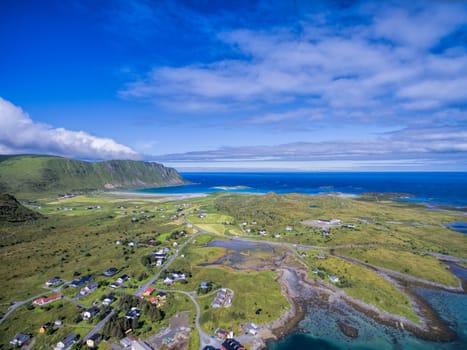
[107,191,208,200]
[258,264,465,349]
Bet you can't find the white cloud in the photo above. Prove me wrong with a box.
[0,97,140,160]
[119,1,467,129]
[372,3,466,49]
[154,125,467,164]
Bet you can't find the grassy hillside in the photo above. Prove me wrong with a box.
[0,154,187,195]
[0,193,42,222]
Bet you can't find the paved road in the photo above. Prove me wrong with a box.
[83,309,116,342]
[135,233,199,297]
[82,232,199,342]
[0,290,52,325]
[155,289,220,350]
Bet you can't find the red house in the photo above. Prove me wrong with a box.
[32,293,62,307]
[143,287,155,296]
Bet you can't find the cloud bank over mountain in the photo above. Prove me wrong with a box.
[0,98,140,160]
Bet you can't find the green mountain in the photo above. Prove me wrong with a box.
[0,193,42,222]
[0,154,187,195]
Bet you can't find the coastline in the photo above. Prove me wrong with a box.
[107,190,208,201]
[258,260,466,349]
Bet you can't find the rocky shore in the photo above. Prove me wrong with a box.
[257,259,465,349]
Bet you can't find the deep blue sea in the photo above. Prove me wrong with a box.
[138,172,467,207]
[137,172,467,349]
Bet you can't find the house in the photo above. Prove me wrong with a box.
[102,295,116,306]
[200,281,210,289]
[329,275,340,283]
[70,276,93,288]
[86,333,101,348]
[79,283,99,297]
[212,288,232,308]
[103,267,118,276]
[198,213,207,218]
[45,276,62,287]
[172,272,186,280]
[117,274,130,284]
[82,306,100,320]
[317,253,326,259]
[245,322,259,335]
[143,287,155,296]
[286,226,293,231]
[125,307,141,320]
[32,293,62,307]
[152,251,168,260]
[9,333,31,347]
[156,291,167,300]
[39,322,53,334]
[163,276,175,285]
[55,333,78,350]
[216,328,228,339]
[221,338,245,350]
[149,292,167,308]
[163,272,186,285]
[128,241,136,247]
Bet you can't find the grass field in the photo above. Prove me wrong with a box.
[336,247,459,287]
[300,252,420,323]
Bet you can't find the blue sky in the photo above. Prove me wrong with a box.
[0,0,467,171]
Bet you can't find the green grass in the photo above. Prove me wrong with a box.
[0,300,91,348]
[301,253,420,323]
[153,241,289,333]
[337,247,459,287]
[195,268,288,333]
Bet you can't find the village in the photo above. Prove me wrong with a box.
[5,211,267,350]
[6,206,358,350]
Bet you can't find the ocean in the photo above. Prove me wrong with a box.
[138,172,467,208]
[136,172,467,349]
[267,286,467,350]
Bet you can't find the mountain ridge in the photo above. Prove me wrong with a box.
[0,154,188,195]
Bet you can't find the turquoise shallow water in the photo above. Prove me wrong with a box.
[267,287,467,350]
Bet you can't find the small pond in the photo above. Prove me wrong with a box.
[446,222,467,234]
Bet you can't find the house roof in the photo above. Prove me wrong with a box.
[143,287,155,295]
[33,293,61,305]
